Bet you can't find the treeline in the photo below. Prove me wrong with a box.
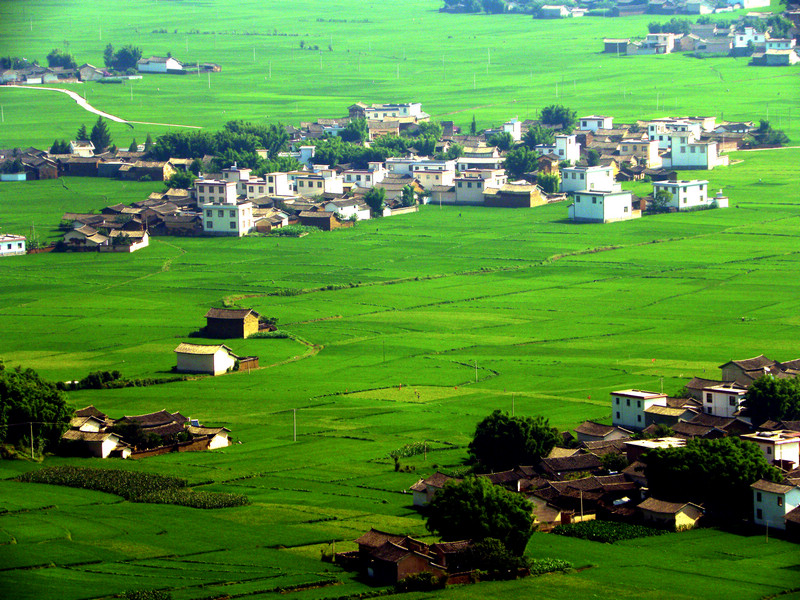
[55,370,188,391]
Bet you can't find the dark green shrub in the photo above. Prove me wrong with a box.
[552,520,667,543]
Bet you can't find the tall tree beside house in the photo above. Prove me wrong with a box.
[426,476,534,556]
[522,125,555,149]
[76,124,89,141]
[46,48,77,69]
[470,115,477,135]
[400,184,416,207]
[502,146,539,179]
[364,187,386,216]
[643,437,782,518]
[103,43,115,69]
[0,363,73,455]
[648,189,672,214]
[144,133,154,153]
[128,138,138,152]
[339,118,368,143]
[540,104,578,133]
[49,140,70,154]
[90,117,112,154]
[536,173,560,194]
[586,148,600,167]
[488,131,514,152]
[744,375,800,427]
[415,120,443,140]
[468,409,560,472]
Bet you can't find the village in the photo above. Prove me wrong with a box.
[2,98,779,255]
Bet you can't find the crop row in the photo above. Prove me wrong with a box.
[551,520,667,543]
[16,466,249,509]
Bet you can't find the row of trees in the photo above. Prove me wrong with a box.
[103,43,143,73]
[46,48,77,69]
[73,117,115,154]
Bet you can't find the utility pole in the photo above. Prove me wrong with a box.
[1,105,4,123]
[474,360,478,383]
[382,339,386,362]
[512,393,515,416]
[208,71,211,89]
[30,422,34,459]
[293,408,296,442]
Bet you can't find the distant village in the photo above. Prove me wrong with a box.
[1,97,775,255]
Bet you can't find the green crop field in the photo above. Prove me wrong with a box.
[0,0,797,149]
[1,0,800,598]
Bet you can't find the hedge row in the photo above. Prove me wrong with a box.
[16,466,248,509]
[552,520,667,543]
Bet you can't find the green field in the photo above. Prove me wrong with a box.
[1,146,799,598]
[0,0,797,149]
[2,0,800,598]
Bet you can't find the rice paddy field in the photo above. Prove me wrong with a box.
[1,0,800,598]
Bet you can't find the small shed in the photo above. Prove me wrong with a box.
[174,343,237,376]
[637,497,703,530]
[204,308,261,339]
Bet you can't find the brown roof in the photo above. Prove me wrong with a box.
[540,453,602,473]
[187,425,230,436]
[174,342,233,355]
[355,528,406,549]
[671,421,715,438]
[62,430,117,443]
[582,438,628,455]
[430,540,472,554]
[205,308,260,320]
[638,497,698,515]
[370,541,412,563]
[119,409,183,428]
[575,421,615,437]
[784,506,800,525]
[75,405,108,420]
[750,479,795,495]
[720,355,776,371]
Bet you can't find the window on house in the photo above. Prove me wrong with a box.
[637,415,642,422]
[615,398,619,404]
[218,210,224,217]
[705,407,712,414]
[592,197,597,204]
[626,398,630,406]
[616,411,620,419]
[268,187,274,194]
[230,222,236,229]
[580,173,584,179]
[207,221,213,229]
[691,147,696,154]
[624,206,629,213]
[728,396,736,406]
[206,210,212,217]
[778,497,783,507]
[767,447,772,454]
[268,176,274,183]
[259,186,264,193]
[705,393,712,403]
[680,147,686,153]
[317,182,322,188]
[756,508,763,519]
[756,492,762,502]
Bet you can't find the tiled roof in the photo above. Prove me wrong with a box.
[575,420,614,437]
[638,497,693,514]
[354,528,405,548]
[751,479,795,494]
[174,343,233,355]
[205,308,259,320]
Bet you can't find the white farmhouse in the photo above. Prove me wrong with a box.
[652,180,713,210]
[456,156,505,171]
[751,480,800,530]
[343,162,387,189]
[196,178,254,237]
[69,140,95,157]
[295,168,344,196]
[699,383,747,418]
[0,234,26,256]
[137,56,184,73]
[560,165,618,194]
[174,343,237,376]
[664,134,724,170]
[555,134,580,165]
[453,169,507,205]
[579,115,613,132]
[611,389,668,431]
[324,199,371,221]
[741,430,800,468]
[569,190,637,223]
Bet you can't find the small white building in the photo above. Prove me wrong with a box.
[733,27,766,50]
[611,389,668,431]
[665,134,723,170]
[555,134,580,165]
[765,37,796,51]
[136,56,184,73]
[61,430,128,459]
[324,199,371,221]
[69,140,95,157]
[560,165,618,194]
[454,169,507,205]
[187,425,232,450]
[343,163,387,189]
[579,115,614,132]
[174,343,237,376]
[652,180,712,210]
[741,430,800,468]
[0,234,26,256]
[456,156,506,171]
[197,178,254,237]
[751,480,800,530]
[700,383,747,418]
[570,190,637,223]
[295,169,344,196]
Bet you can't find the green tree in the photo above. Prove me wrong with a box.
[103,43,115,68]
[0,363,73,454]
[540,104,578,133]
[488,131,514,152]
[468,409,560,471]
[108,45,143,72]
[644,437,782,517]
[744,375,800,427]
[76,124,89,141]
[426,476,534,555]
[144,133,154,153]
[648,189,672,213]
[339,118,368,143]
[522,125,554,149]
[537,172,560,194]
[364,187,386,216]
[444,143,464,160]
[128,139,138,152]
[503,146,539,179]
[47,48,77,69]
[470,115,477,135]
[586,148,600,166]
[164,170,196,190]
[49,139,70,154]
[90,116,112,153]
[415,121,443,140]
[401,184,416,207]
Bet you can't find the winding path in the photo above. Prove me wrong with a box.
[2,85,202,129]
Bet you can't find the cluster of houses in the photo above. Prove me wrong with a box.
[2,101,760,253]
[605,16,799,65]
[408,354,800,544]
[606,0,771,17]
[62,405,231,459]
[0,55,220,85]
